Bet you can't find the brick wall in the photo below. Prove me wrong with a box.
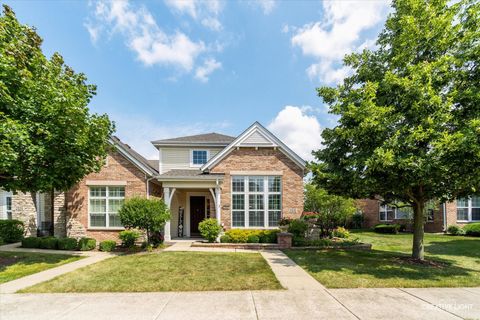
[210,147,304,229]
[65,150,161,242]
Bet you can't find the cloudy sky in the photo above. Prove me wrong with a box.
[6,0,391,160]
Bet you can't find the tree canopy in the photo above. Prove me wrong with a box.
[311,0,480,259]
[0,5,114,192]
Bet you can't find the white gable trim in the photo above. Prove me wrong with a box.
[200,122,306,171]
[108,139,156,177]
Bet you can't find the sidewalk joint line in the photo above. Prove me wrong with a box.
[324,289,361,320]
[154,292,176,320]
[398,288,464,319]
[250,291,260,320]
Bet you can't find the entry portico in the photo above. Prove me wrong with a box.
[158,170,223,241]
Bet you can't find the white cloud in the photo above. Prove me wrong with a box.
[164,0,223,31]
[256,0,276,15]
[84,22,101,43]
[86,0,211,74]
[195,58,222,82]
[291,0,389,84]
[268,106,322,161]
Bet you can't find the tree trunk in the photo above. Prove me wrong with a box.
[412,200,425,260]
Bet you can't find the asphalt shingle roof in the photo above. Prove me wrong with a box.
[110,136,158,174]
[151,133,235,145]
[157,169,224,180]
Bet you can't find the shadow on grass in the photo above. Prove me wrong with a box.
[426,239,480,259]
[0,252,74,273]
[284,249,475,282]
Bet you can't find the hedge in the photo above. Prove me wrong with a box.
[58,238,78,250]
[99,240,117,252]
[22,237,41,248]
[0,220,24,243]
[223,229,279,243]
[447,225,465,236]
[39,237,58,249]
[78,237,96,251]
[463,223,480,237]
[374,224,401,234]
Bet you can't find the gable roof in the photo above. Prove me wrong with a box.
[151,133,235,147]
[200,122,307,171]
[109,136,158,176]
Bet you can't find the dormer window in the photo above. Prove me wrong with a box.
[191,150,209,166]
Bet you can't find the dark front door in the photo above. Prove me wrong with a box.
[190,196,205,235]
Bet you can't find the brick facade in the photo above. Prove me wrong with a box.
[65,150,161,242]
[210,147,304,229]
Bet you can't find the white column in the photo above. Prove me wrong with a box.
[163,187,171,241]
[215,186,221,224]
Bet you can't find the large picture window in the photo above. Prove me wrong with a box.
[231,176,282,228]
[457,196,480,222]
[89,186,125,228]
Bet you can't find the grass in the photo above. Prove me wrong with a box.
[0,252,82,284]
[284,231,480,288]
[20,251,282,293]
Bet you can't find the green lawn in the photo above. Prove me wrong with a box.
[21,251,282,293]
[0,252,82,284]
[284,231,480,288]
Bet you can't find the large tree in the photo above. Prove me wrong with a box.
[311,0,480,260]
[0,5,114,192]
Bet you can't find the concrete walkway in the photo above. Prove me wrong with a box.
[0,243,116,294]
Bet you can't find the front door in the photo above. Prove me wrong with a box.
[190,196,205,235]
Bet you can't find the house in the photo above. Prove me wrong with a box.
[0,122,306,242]
[356,197,480,232]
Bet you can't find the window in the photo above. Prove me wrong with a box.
[6,195,12,220]
[379,204,395,221]
[191,150,209,166]
[89,186,125,228]
[231,176,282,228]
[0,190,13,220]
[457,196,480,222]
[395,208,412,220]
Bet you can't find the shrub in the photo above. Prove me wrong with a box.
[374,224,401,234]
[220,235,231,243]
[258,230,279,243]
[279,218,292,226]
[149,231,164,247]
[350,211,364,229]
[77,237,96,251]
[332,227,350,238]
[288,219,308,244]
[119,197,170,244]
[463,223,480,237]
[99,240,117,252]
[57,237,78,250]
[247,234,260,243]
[198,218,222,243]
[0,237,4,246]
[119,230,139,248]
[0,220,24,243]
[22,236,41,248]
[447,225,465,236]
[39,237,58,249]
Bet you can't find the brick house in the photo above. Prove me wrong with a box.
[356,197,480,232]
[0,122,306,242]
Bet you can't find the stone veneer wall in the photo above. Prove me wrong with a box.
[209,147,304,229]
[65,150,161,242]
[11,192,39,236]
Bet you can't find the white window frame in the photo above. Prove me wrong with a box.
[0,190,13,220]
[231,176,282,229]
[190,149,210,167]
[379,204,395,222]
[88,186,125,229]
[457,196,480,222]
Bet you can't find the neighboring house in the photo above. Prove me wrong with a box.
[0,122,306,242]
[357,197,480,232]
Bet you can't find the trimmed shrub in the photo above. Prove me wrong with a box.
[39,237,58,249]
[463,223,480,237]
[0,220,24,243]
[374,224,401,234]
[258,230,279,243]
[447,225,465,236]
[99,240,117,252]
[58,238,78,250]
[247,234,260,243]
[332,227,350,238]
[78,237,96,251]
[198,218,222,243]
[119,230,139,248]
[22,236,41,248]
[288,219,308,245]
[220,235,231,243]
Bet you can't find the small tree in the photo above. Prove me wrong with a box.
[118,197,170,245]
[304,183,356,238]
[198,218,222,243]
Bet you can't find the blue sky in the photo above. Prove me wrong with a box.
[4,0,390,160]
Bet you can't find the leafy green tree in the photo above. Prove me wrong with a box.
[312,0,480,260]
[118,197,171,245]
[304,183,356,238]
[0,5,114,192]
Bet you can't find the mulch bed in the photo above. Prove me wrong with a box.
[395,256,448,268]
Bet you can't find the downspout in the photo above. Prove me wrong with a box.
[145,175,157,199]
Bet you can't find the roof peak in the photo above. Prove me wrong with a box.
[151,132,235,146]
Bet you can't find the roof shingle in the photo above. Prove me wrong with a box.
[151,132,235,145]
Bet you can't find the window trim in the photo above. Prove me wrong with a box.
[88,186,126,230]
[379,203,394,222]
[1,190,13,220]
[190,149,210,167]
[457,197,480,223]
[231,176,282,229]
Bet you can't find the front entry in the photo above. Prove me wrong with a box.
[190,196,205,236]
